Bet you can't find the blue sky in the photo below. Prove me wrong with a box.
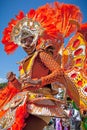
[0,0,87,83]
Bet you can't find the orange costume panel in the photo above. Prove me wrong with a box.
[19,51,64,87]
[0,82,20,109]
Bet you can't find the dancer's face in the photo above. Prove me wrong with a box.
[22,36,36,55]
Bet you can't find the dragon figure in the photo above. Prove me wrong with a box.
[0,1,87,130]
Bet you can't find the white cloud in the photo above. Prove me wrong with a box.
[0,78,7,83]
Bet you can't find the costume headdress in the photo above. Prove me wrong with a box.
[2,2,82,54]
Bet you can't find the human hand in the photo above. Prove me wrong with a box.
[6,71,16,82]
[22,77,41,85]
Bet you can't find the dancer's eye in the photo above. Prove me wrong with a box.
[21,39,26,43]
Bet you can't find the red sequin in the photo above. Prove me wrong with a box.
[71,73,77,78]
[19,66,22,71]
[72,39,80,48]
[77,80,82,86]
[75,58,82,64]
[84,87,87,92]
[74,48,83,56]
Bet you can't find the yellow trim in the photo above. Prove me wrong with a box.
[20,52,38,77]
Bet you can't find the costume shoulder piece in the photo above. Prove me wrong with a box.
[62,23,87,113]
